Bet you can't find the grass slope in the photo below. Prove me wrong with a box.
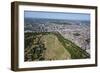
[25,32,90,61]
[41,34,71,60]
[53,32,90,59]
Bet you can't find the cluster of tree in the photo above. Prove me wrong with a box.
[73,32,80,36]
[24,33,47,61]
[31,43,46,61]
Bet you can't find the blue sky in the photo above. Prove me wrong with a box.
[24,11,90,21]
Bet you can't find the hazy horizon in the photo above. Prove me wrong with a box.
[24,11,90,21]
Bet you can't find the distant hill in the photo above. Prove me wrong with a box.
[24,18,90,25]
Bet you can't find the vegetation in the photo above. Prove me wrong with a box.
[73,33,80,36]
[85,38,90,44]
[41,33,71,60]
[53,32,90,59]
[24,32,90,61]
[24,32,47,61]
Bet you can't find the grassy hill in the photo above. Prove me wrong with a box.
[53,32,90,59]
[24,32,90,61]
[41,33,71,60]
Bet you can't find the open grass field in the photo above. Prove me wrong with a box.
[41,33,71,60]
[24,32,90,61]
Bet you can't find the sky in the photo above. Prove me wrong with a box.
[24,11,90,21]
